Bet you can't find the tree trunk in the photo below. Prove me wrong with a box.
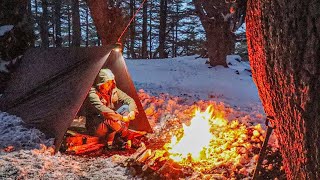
[174,2,179,58]
[246,0,320,179]
[149,0,153,58]
[193,0,235,67]
[54,0,62,47]
[206,23,235,67]
[129,0,136,58]
[71,0,81,47]
[40,0,49,47]
[68,4,71,46]
[85,4,89,47]
[0,0,33,91]
[171,19,175,58]
[141,0,148,59]
[87,0,127,46]
[159,0,168,58]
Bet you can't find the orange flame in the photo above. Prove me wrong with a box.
[164,106,251,171]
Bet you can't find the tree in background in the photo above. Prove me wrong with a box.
[71,0,81,46]
[158,0,168,58]
[193,0,244,66]
[25,0,205,58]
[129,0,136,58]
[141,0,148,58]
[87,0,128,46]
[40,0,49,47]
[54,0,62,47]
[0,0,34,92]
[246,0,320,178]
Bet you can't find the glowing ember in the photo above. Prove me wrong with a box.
[164,106,252,171]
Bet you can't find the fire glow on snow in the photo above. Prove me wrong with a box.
[0,56,270,178]
[164,106,261,172]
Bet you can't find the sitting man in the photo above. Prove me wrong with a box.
[86,68,142,149]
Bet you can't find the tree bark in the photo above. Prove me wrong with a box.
[149,0,153,58]
[71,0,81,47]
[85,4,89,47]
[129,0,136,58]
[141,0,148,59]
[174,2,179,58]
[159,0,168,58]
[40,0,49,47]
[87,0,127,46]
[193,0,235,67]
[68,4,71,46]
[54,0,62,47]
[205,23,235,67]
[246,0,320,179]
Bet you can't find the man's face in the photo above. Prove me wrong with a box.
[111,88,118,103]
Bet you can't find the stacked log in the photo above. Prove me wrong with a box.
[62,130,104,155]
[117,143,193,179]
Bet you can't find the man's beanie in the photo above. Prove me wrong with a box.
[98,68,115,84]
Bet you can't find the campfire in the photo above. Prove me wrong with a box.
[163,106,254,172]
[119,103,269,179]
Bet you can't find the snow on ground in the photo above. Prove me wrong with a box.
[128,55,260,108]
[0,55,273,179]
[0,148,133,179]
[0,113,53,150]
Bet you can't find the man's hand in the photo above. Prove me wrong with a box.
[127,111,136,120]
[122,115,130,123]
[122,111,136,123]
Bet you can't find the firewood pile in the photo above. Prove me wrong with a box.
[60,130,106,155]
[113,142,192,179]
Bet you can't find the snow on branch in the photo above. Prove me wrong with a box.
[0,25,14,37]
[221,13,234,22]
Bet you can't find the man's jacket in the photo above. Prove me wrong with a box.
[87,86,137,121]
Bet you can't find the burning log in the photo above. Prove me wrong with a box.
[63,130,105,155]
[136,149,152,163]
[66,142,105,155]
[118,145,194,179]
[129,142,147,160]
[64,130,100,146]
[3,146,15,152]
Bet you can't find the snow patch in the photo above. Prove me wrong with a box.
[226,54,251,72]
[0,59,10,73]
[0,112,54,150]
[0,25,14,36]
[0,150,133,179]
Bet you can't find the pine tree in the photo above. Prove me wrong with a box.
[54,0,62,47]
[71,0,81,46]
[40,0,49,47]
[158,0,168,58]
[193,0,236,67]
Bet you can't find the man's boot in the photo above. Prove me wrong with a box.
[118,126,146,149]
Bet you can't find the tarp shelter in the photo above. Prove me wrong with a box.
[0,46,152,152]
